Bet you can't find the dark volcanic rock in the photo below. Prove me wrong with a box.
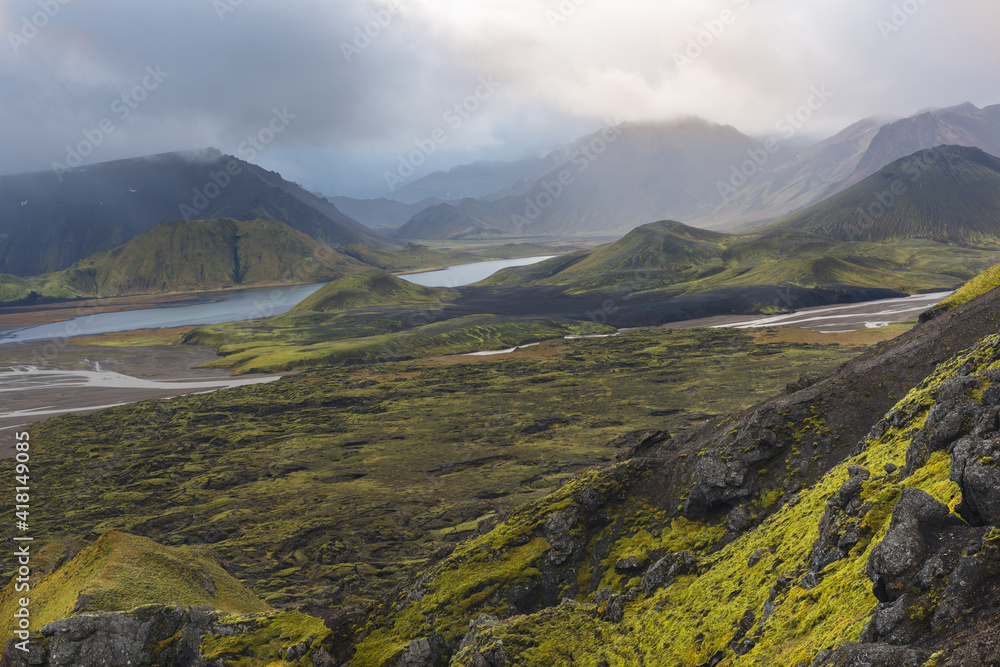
[809,642,931,666]
[395,634,450,667]
[594,588,624,623]
[640,551,698,595]
[806,465,873,580]
[0,605,340,667]
[950,435,1000,525]
[867,489,963,603]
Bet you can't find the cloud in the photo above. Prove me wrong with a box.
[0,0,997,197]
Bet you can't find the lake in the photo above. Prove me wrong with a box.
[399,256,557,287]
[0,256,556,345]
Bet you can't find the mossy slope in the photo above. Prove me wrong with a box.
[357,328,1000,666]
[291,271,457,313]
[0,218,369,303]
[0,531,269,648]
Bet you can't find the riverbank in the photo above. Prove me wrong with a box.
[0,342,286,452]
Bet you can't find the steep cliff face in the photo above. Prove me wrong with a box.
[348,285,1000,665]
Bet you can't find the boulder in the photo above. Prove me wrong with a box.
[640,551,698,595]
[950,436,1000,525]
[809,642,931,667]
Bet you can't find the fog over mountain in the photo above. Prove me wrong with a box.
[1,1,998,198]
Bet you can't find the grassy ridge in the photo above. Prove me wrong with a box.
[936,262,1000,311]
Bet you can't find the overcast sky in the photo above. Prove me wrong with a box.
[1,0,998,197]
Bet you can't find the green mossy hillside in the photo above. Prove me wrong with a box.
[291,271,457,313]
[0,218,369,304]
[936,261,1000,311]
[365,332,1000,666]
[479,225,1000,297]
[0,531,269,648]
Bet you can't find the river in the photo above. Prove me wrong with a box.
[0,256,556,346]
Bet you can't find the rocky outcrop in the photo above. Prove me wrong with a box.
[900,375,982,477]
[394,634,450,667]
[806,465,874,581]
[639,551,698,595]
[809,642,932,667]
[861,489,998,647]
[0,605,335,667]
[682,411,784,517]
[451,616,510,667]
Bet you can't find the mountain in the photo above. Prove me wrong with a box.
[385,103,1000,239]
[767,145,1000,243]
[693,115,896,230]
[400,118,799,239]
[842,103,1000,190]
[0,149,395,277]
[326,196,444,232]
[389,154,565,204]
[480,220,731,292]
[0,218,369,303]
[395,202,507,240]
[291,271,457,313]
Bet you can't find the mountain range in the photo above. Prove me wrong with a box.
[481,145,1000,299]
[335,103,1000,241]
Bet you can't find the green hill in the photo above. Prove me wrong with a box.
[768,145,1000,243]
[0,531,269,647]
[292,271,458,313]
[479,217,1000,297]
[0,218,370,303]
[480,220,731,292]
